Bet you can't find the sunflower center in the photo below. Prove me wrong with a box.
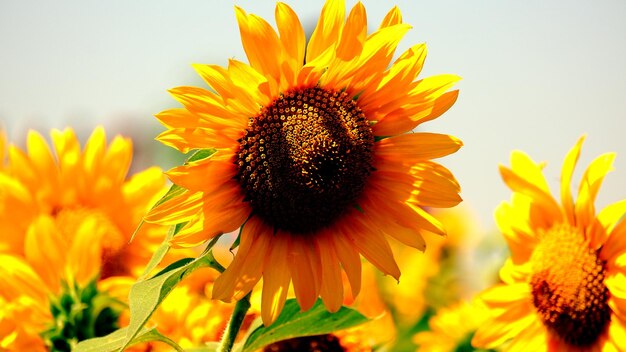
[529,223,610,347]
[263,334,346,352]
[236,86,374,234]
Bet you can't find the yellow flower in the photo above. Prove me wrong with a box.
[0,127,167,351]
[472,136,626,351]
[414,299,490,352]
[147,0,462,325]
[0,127,166,277]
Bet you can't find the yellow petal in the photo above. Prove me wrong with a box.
[306,0,345,63]
[0,254,49,301]
[359,44,427,110]
[82,126,107,177]
[602,220,626,263]
[24,215,67,293]
[499,165,561,221]
[67,214,104,285]
[472,297,535,349]
[575,152,615,231]
[510,150,551,196]
[192,63,259,116]
[26,131,57,183]
[560,136,585,224]
[227,59,272,106]
[372,89,459,136]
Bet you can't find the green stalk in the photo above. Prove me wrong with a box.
[217,292,252,352]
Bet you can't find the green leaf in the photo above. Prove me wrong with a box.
[242,299,369,352]
[138,226,176,280]
[74,327,183,352]
[119,251,223,351]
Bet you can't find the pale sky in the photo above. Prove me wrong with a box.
[1,0,625,229]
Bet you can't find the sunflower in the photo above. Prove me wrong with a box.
[0,127,168,351]
[0,127,166,277]
[413,299,491,352]
[472,136,626,351]
[147,0,462,325]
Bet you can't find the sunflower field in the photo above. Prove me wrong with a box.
[1,1,625,351]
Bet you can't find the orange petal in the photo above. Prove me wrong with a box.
[165,151,237,193]
[288,235,321,311]
[261,234,291,326]
[332,229,361,299]
[235,6,282,90]
[275,2,305,85]
[375,133,462,165]
[379,5,402,28]
[317,233,343,312]
[335,2,366,61]
[341,210,400,280]
[170,202,250,248]
[213,216,266,300]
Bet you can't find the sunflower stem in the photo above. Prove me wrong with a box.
[217,292,252,352]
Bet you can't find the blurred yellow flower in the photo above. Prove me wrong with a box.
[473,136,626,351]
[0,127,166,277]
[146,0,461,326]
[0,127,168,351]
[379,206,481,325]
[414,299,490,352]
